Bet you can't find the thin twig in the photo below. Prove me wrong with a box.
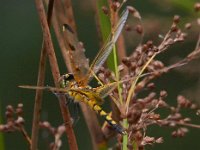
[34,0,78,150]
[177,122,200,129]
[20,127,32,146]
[31,0,55,149]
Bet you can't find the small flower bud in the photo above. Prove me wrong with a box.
[173,15,180,24]
[135,24,143,34]
[185,23,192,30]
[194,3,200,12]
[160,90,168,98]
[101,6,109,15]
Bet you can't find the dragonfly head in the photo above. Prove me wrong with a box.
[59,73,75,88]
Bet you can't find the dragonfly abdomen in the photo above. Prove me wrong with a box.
[68,91,88,103]
[88,99,126,135]
[67,90,126,134]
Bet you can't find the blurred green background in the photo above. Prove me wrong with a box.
[0,0,200,149]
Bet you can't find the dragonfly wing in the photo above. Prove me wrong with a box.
[85,9,129,83]
[94,82,118,98]
[63,24,89,84]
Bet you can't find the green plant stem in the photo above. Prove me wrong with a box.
[112,16,128,150]
[122,118,128,150]
[113,45,123,104]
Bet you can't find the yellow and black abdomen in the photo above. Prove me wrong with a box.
[68,89,126,134]
[88,100,126,135]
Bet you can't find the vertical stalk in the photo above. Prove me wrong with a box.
[31,0,54,149]
[113,45,123,105]
[122,119,128,150]
[53,0,105,149]
[34,0,78,149]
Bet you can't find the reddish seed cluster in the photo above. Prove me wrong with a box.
[172,127,188,137]
[135,24,143,34]
[100,51,200,146]
[99,5,200,148]
[177,95,194,108]
[127,6,141,20]
[194,3,200,12]
[101,6,109,15]
[0,104,66,149]
[0,104,24,132]
[121,92,198,148]
[40,122,66,149]
[112,2,120,12]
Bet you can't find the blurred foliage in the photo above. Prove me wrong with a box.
[0,101,5,150]
[171,0,197,13]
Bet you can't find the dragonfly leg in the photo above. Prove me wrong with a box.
[65,95,74,105]
[53,92,63,97]
[63,100,80,126]
[71,102,80,126]
[53,92,73,105]
[55,93,80,126]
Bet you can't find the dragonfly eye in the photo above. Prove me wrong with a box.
[59,73,75,88]
[65,73,75,81]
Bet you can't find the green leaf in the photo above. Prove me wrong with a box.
[96,0,116,71]
[170,0,196,13]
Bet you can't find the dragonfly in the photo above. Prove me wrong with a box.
[20,9,129,135]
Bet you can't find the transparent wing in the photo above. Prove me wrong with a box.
[93,82,118,98]
[84,9,129,83]
[63,24,89,84]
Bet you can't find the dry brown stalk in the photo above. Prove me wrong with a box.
[51,1,106,149]
[34,0,78,150]
[31,0,55,149]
